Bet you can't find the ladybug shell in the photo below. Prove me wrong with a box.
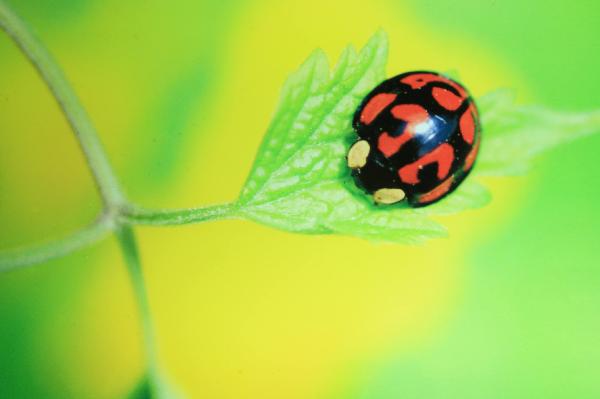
[351,71,481,206]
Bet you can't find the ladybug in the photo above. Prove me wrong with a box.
[347,71,481,206]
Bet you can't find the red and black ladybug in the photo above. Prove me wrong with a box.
[347,71,481,206]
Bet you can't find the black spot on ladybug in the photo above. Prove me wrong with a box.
[349,71,481,206]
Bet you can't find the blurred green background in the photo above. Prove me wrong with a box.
[1,0,599,398]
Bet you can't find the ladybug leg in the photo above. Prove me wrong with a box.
[373,188,406,204]
[347,140,370,169]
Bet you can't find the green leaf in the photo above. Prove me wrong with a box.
[241,179,447,243]
[237,30,600,243]
[418,180,491,216]
[238,30,399,206]
[237,30,446,243]
[476,89,600,176]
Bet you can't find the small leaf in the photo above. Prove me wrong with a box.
[476,89,600,176]
[237,30,600,243]
[237,31,447,243]
[238,31,392,206]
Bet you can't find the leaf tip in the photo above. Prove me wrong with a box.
[304,47,329,68]
[372,27,389,43]
[366,28,389,52]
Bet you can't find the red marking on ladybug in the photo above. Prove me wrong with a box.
[379,104,430,158]
[398,143,455,185]
[398,143,454,184]
[401,73,440,89]
[464,138,480,171]
[401,72,467,99]
[459,105,476,144]
[390,104,429,123]
[360,93,397,125]
[432,87,463,111]
[378,131,412,158]
[418,176,455,203]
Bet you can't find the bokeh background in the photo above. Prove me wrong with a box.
[1,0,600,397]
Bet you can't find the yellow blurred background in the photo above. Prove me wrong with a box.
[1,0,599,398]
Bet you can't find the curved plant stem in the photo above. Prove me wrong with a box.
[0,219,113,272]
[0,203,236,271]
[122,202,238,226]
[0,2,163,395]
[0,0,124,208]
[115,226,162,398]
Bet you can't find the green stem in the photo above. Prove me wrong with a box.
[122,202,238,226]
[0,218,113,272]
[0,0,124,208]
[115,226,162,397]
[0,203,236,270]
